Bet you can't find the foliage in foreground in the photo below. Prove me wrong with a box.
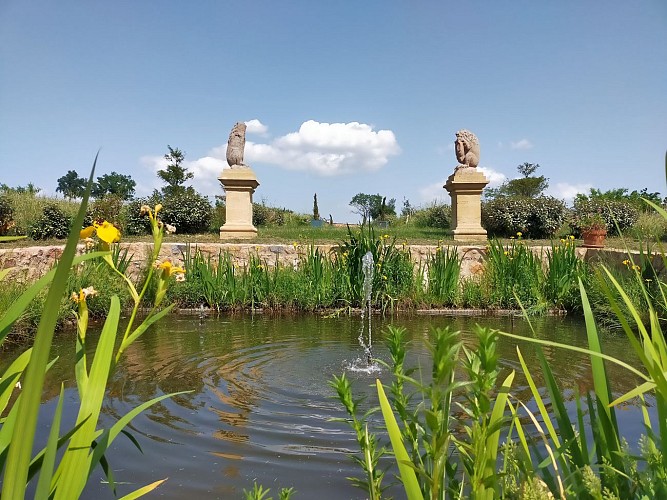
[0,162,188,499]
[335,199,667,499]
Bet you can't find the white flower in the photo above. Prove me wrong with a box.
[165,223,177,234]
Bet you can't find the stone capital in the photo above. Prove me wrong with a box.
[218,166,259,190]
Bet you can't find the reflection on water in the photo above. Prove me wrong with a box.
[4,314,647,499]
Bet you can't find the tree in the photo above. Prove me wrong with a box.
[158,145,193,196]
[485,162,548,199]
[91,172,136,200]
[313,193,320,220]
[56,170,86,199]
[3,183,41,196]
[401,198,415,218]
[349,193,397,223]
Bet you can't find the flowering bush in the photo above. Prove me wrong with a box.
[482,196,567,239]
[160,192,212,233]
[571,198,639,236]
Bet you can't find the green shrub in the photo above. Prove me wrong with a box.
[572,198,639,236]
[160,192,213,234]
[482,196,567,238]
[3,192,78,236]
[121,198,152,235]
[411,202,451,228]
[252,202,308,227]
[211,198,226,232]
[628,212,667,241]
[0,195,14,235]
[28,204,72,240]
[88,194,125,224]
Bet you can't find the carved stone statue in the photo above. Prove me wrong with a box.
[226,122,247,168]
[454,129,480,169]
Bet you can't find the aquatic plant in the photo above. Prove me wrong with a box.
[0,158,187,498]
[426,245,461,306]
[543,235,587,309]
[484,237,544,309]
[368,200,667,498]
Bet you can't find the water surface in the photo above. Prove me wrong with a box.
[11,314,647,499]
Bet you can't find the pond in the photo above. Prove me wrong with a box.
[12,314,647,499]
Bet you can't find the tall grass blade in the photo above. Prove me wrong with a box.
[88,391,190,476]
[54,294,120,499]
[34,385,65,500]
[2,153,97,500]
[484,370,515,481]
[579,279,613,419]
[117,479,167,500]
[0,348,31,415]
[0,251,109,341]
[376,380,423,500]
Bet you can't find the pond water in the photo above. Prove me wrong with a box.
[11,314,647,499]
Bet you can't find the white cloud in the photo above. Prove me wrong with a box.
[510,139,534,150]
[419,179,449,203]
[245,119,268,136]
[547,182,592,203]
[478,167,506,188]
[138,154,225,197]
[139,119,400,199]
[243,120,401,176]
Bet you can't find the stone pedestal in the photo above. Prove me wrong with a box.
[444,167,489,242]
[218,166,260,239]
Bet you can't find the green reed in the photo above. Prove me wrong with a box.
[329,373,386,499]
[543,236,587,310]
[426,245,461,306]
[485,238,544,308]
[0,158,186,499]
[334,223,415,308]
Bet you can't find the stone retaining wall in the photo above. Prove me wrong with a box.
[0,243,659,283]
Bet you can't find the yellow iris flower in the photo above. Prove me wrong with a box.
[79,221,121,244]
[156,260,186,277]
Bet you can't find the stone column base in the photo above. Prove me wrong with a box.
[444,166,489,242]
[218,166,260,240]
[219,224,258,239]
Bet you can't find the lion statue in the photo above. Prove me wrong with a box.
[454,129,480,169]
[226,122,247,167]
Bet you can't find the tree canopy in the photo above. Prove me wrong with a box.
[91,172,136,200]
[158,145,193,196]
[485,162,548,199]
[349,193,396,222]
[56,170,86,199]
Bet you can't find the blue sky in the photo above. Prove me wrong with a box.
[1,1,666,222]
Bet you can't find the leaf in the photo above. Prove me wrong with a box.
[2,155,97,500]
[485,370,515,474]
[117,479,167,500]
[118,304,175,360]
[34,385,65,500]
[54,294,121,500]
[376,380,423,500]
[88,391,191,476]
[0,251,109,342]
[0,348,32,415]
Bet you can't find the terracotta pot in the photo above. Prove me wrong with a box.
[581,228,607,248]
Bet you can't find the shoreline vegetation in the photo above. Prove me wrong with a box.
[2,172,667,497]
[1,224,664,344]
